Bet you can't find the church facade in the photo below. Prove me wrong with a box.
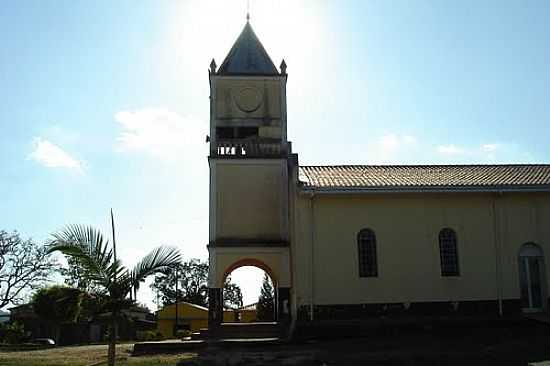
[206,20,550,335]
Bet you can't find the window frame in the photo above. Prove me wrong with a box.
[439,228,460,277]
[357,228,378,278]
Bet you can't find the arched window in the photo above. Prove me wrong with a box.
[358,229,378,277]
[518,243,545,311]
[439,228,459,276]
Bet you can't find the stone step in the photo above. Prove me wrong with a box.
[215,322,281,339]
[133,337,284,356]
[199,328,209,336]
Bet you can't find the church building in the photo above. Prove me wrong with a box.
[206,19,550,336]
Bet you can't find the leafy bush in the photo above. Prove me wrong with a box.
[0,322,25,344]
[176,329,192,339]
[32,286,83,324]
[136,330,164,341]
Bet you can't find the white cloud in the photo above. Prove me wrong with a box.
[434,142,534,163]
[351,133,420,164]
[360,136,530,165]
[437,144,464,155]
[29,137,82,170]
[115,108,206,159]
[379,134,400,151]
[437,143,499,156]
[378,134,417,152]
[481,143,499,152]
[402,135,417,144]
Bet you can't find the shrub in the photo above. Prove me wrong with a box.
[176,329,192,339]
[1,322,25,344]
[136,330,164,341]
[135,330,148,341]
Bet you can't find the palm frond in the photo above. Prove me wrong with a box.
[106,259,127,280]
[49,224,116,286]
[130,246,181,291]
[50,225,181,305]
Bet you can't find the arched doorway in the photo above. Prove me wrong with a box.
[519,243,547,313]
[223,264,277,323]
[207,248,292,336]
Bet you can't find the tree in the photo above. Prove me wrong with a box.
[256,273,275,321]
[150,258,243,309]
[223,276,243,309]
[0,321,25,344]
[178,259,209,306]
[78,289,107,318]
[151,260,204,307]
[59,241,100,293]
[32,285,83,343]
[0,230,57,309]
[48,224,181,366]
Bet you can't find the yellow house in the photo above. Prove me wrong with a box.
[157,302,234,338]
[238,303,258,323]
[204,18,550,336]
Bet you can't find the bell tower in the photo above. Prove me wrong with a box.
[207,19,292,333]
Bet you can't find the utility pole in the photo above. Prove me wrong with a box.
[174,264,179,336]
[111,209,117,275]
[109,209,118,365]
[156,284,160,311]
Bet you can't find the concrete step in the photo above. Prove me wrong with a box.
[133,337,284,355]
[215,322,281,339]
[199,327,209,339]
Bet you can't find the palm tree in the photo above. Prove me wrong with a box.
[48,224,181,366]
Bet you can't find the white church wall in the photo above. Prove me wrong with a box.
[497,193,550,301]
[214,160,285,241]
[292,191,550,310]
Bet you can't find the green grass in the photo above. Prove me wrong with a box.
[0,344,195,366]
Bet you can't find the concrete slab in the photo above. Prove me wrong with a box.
[133,337,283,355]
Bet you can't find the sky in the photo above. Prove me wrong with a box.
[1,0,550,309]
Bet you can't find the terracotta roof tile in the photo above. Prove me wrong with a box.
[298,165,550,191]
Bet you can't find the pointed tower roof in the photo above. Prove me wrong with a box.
[217,21,279,76]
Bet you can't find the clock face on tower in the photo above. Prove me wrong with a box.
[234,86,263,113]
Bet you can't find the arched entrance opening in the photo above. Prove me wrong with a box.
[519,243,547,313]
[222,259,278,323]
[207,250,291,337]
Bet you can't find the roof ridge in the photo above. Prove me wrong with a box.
[298,164,550,189]
[299,164,550,168]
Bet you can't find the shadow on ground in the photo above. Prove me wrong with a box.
[173,321,550,365]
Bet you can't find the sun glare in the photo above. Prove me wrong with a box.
[158,1,328,90]
[228,266,270,306]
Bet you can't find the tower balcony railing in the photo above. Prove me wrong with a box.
[215,138,284,157]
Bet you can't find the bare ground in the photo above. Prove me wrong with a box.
[176,322,550,365]
[2,322,550,365]
[0,344,194,366]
